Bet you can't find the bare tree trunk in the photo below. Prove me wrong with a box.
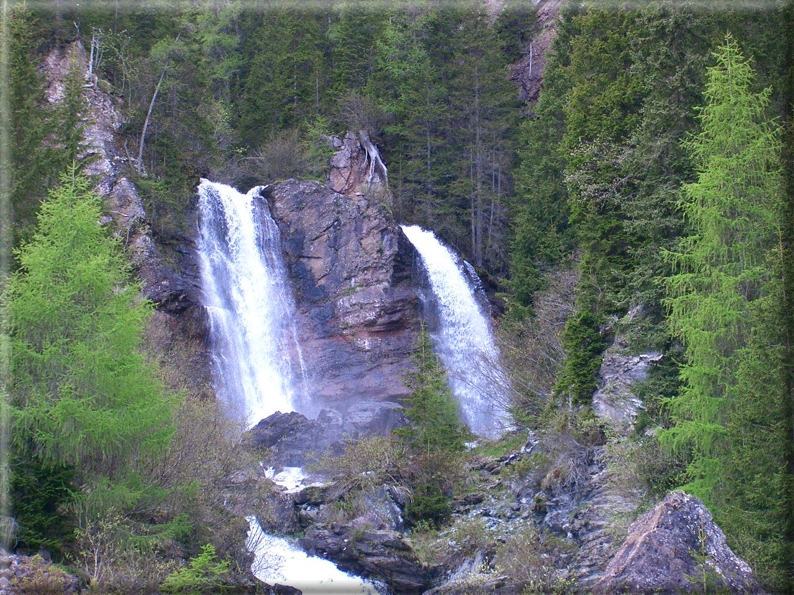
[136,33,180,176]
[358,130,388,190]
[473,69,484,268]
[136,68,165,176]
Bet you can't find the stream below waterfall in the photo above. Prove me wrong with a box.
[197,181,511,590]
[246,518,381,594]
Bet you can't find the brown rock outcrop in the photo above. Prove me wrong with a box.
[594,491,763,594]
[509,0,565,104]
[263,178,422,422]
[300,525,429,594]
[328,131,389,198]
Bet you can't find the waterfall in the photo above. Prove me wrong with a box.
[197,180,306,427]
[401,225,510,438]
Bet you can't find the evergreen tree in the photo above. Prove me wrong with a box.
[659,34,787,588]
[395,325,466,528]
[548,6,646,406]
[237,7,328,143]
[396,325,466,455]
[8,169,178,552]
[368,5,448,223]
[9,168,177,473]
[660,33,781,496]
[444,6,519,273]
[506,4,578,317]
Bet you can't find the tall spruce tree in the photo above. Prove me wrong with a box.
[395,325,465,528]
[396,326,466,455]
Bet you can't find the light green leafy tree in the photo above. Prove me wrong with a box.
[659,34,782,502]
[8,167,178,481]
[160,543,231,594]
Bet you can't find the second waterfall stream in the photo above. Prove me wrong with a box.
[401,224,510,438]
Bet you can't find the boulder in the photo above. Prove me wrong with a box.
[593,491,764,594]
[1,551,80,594]
[247,406,408,469]
[300,525,429,594]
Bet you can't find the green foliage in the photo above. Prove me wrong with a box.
[659,34,782,498]
[506,16,576,316]
[405,483,451,530]
[160,544,231,594]
[553,309,606,405]
[9,168,178,474]
[393,326,467,527]
[396,325,466,454]
[658,34,788,589]
[303,114,335,180]
[236,7,329,142]
[7,168,180,561]
[10,447,75,556]
[562,9,644,151]
[9,6,90,244]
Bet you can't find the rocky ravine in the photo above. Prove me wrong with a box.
[252,303,764,594]
[43,41,429,439]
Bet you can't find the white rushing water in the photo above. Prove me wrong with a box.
[401,225,510,437]
[198,180,381,592]
[246,517,380,594]
[197,180,306,427]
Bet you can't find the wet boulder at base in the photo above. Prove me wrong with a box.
[593,491,764,594]
[246,406,407,469]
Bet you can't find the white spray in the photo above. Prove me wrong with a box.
[196,180,306,427]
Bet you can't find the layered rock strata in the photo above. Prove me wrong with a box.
[262,178,422,424]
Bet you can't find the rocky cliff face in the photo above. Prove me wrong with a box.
[41,41,213,400]
[262,174,422,427]
[509,0,565,105]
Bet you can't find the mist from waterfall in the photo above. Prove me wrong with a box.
[197,180,306,427]
[400,225,510,438]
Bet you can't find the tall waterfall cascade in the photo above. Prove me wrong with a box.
[401,225,510,438]
[197,180,306,427]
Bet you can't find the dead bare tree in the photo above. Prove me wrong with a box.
[136,32,180,176]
